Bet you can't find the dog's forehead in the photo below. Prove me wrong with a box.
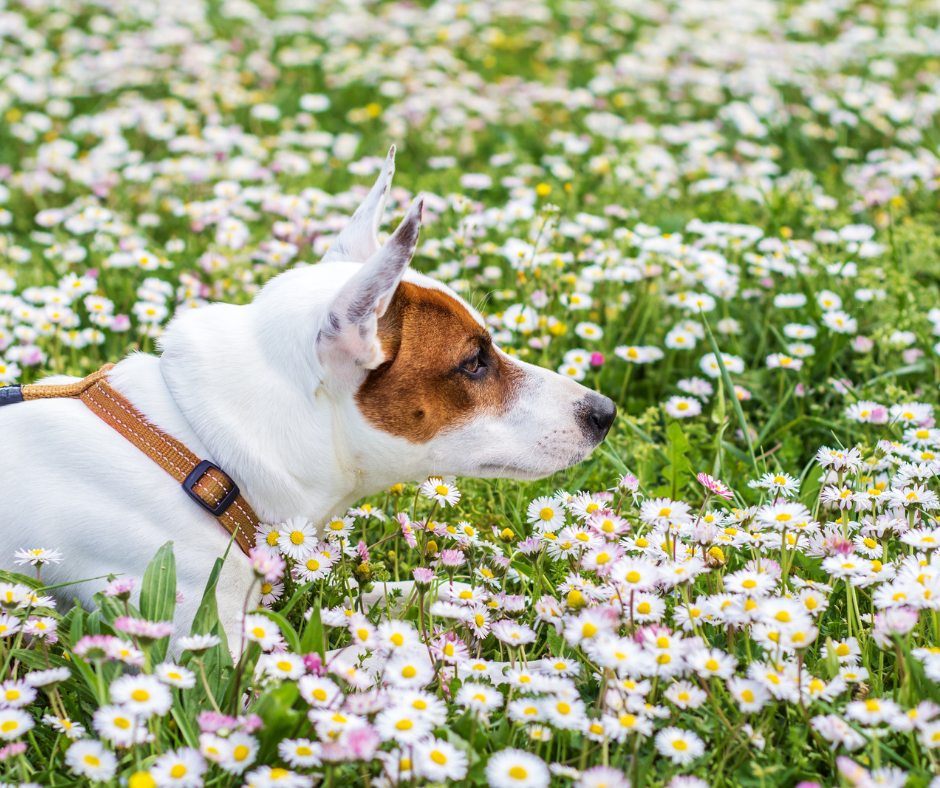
[401,269,486,328]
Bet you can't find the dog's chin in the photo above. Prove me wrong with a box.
[475,448,592,481]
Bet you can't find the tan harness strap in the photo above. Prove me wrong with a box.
[21,367,258,555]
[21,364,115,400]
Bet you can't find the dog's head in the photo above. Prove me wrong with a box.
[296,146,616,482]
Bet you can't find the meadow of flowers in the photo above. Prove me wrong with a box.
[2,0,940,786]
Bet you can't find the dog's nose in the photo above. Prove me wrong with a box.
[575,393,617,443]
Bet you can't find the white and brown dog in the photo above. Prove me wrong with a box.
[0,147,615,645]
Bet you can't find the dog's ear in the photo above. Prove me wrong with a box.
[320,145,396,264]
[317,195,423,382]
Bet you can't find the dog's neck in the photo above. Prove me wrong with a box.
[111,302,403,529]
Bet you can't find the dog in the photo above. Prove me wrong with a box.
[0,146,616,649]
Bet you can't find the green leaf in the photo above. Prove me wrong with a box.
[253,682,302,762]
[0,569,44,590]
[300,605,325,657]
[221,642,261,714]
[140,541,177,624]
[663,420,691,498]
[140,541,177,664]
[546,625,567,658]
[701,314,758,471]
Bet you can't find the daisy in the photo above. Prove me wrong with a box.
[455,683,503,716]
[65,740,117,781]
[575,322,603,340]
[615,345,664,364]
[558,363,587,381]
[655,727,705,765]
[298,676,341,708]
[0,707,32,741]
[322,515,354,539]
[156,663,196,689]
[420,476,461,507]
[639,498,692,527]
[243,766,313,788]
[243,614,282,651]
[698,351,745,379]
[392,689,448,725]
[257,653,305,681]
[109,675,173,717]
[610,711,654,740]
[0,681,35,708]
[93,705,147,747]
[727,677,770,712]
[542,695,587,730]
[377,620,419,653]
[766,353,802,370]
[178,634,221,655]
[748,472,800,499]
[664,396,701,418]
[347,502,385,520]
[259,580,283,606]
[374,705,433,744]
[527,496,566,531]
[277,518,317,560]
[383,651,434,688]
[218,732,258,774]
[577,766,632,788]
[41,714,86,740]
[613,558,661,591]
[688,648,737,679]
[491,620,537,646]
[278,739,321,769]
[294,553,334,582]
[345,617,379,651]
[12,547,63,567]
[485,748,550,788]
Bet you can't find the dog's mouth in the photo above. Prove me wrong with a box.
[476,449,589,481]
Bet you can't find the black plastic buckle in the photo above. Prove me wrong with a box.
[182,459,240,517]
[0,385,23,407]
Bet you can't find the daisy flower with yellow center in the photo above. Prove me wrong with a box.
[527,495,567,532]
[276,517,317,561]
[485,748,550,788]
[420,476,461,507]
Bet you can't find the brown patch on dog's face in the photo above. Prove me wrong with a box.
[355,281,522,443]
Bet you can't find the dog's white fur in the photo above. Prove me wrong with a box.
[0,148,613,648]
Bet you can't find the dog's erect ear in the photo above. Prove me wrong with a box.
[320,145,396,264]
[317,195,423,381]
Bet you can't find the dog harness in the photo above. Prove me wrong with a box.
[0,365,258,555]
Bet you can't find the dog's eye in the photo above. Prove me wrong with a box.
[460,354,486,378]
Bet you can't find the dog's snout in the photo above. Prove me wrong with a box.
[575,393,617,443]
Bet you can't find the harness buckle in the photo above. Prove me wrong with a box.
[182,459,240,517]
